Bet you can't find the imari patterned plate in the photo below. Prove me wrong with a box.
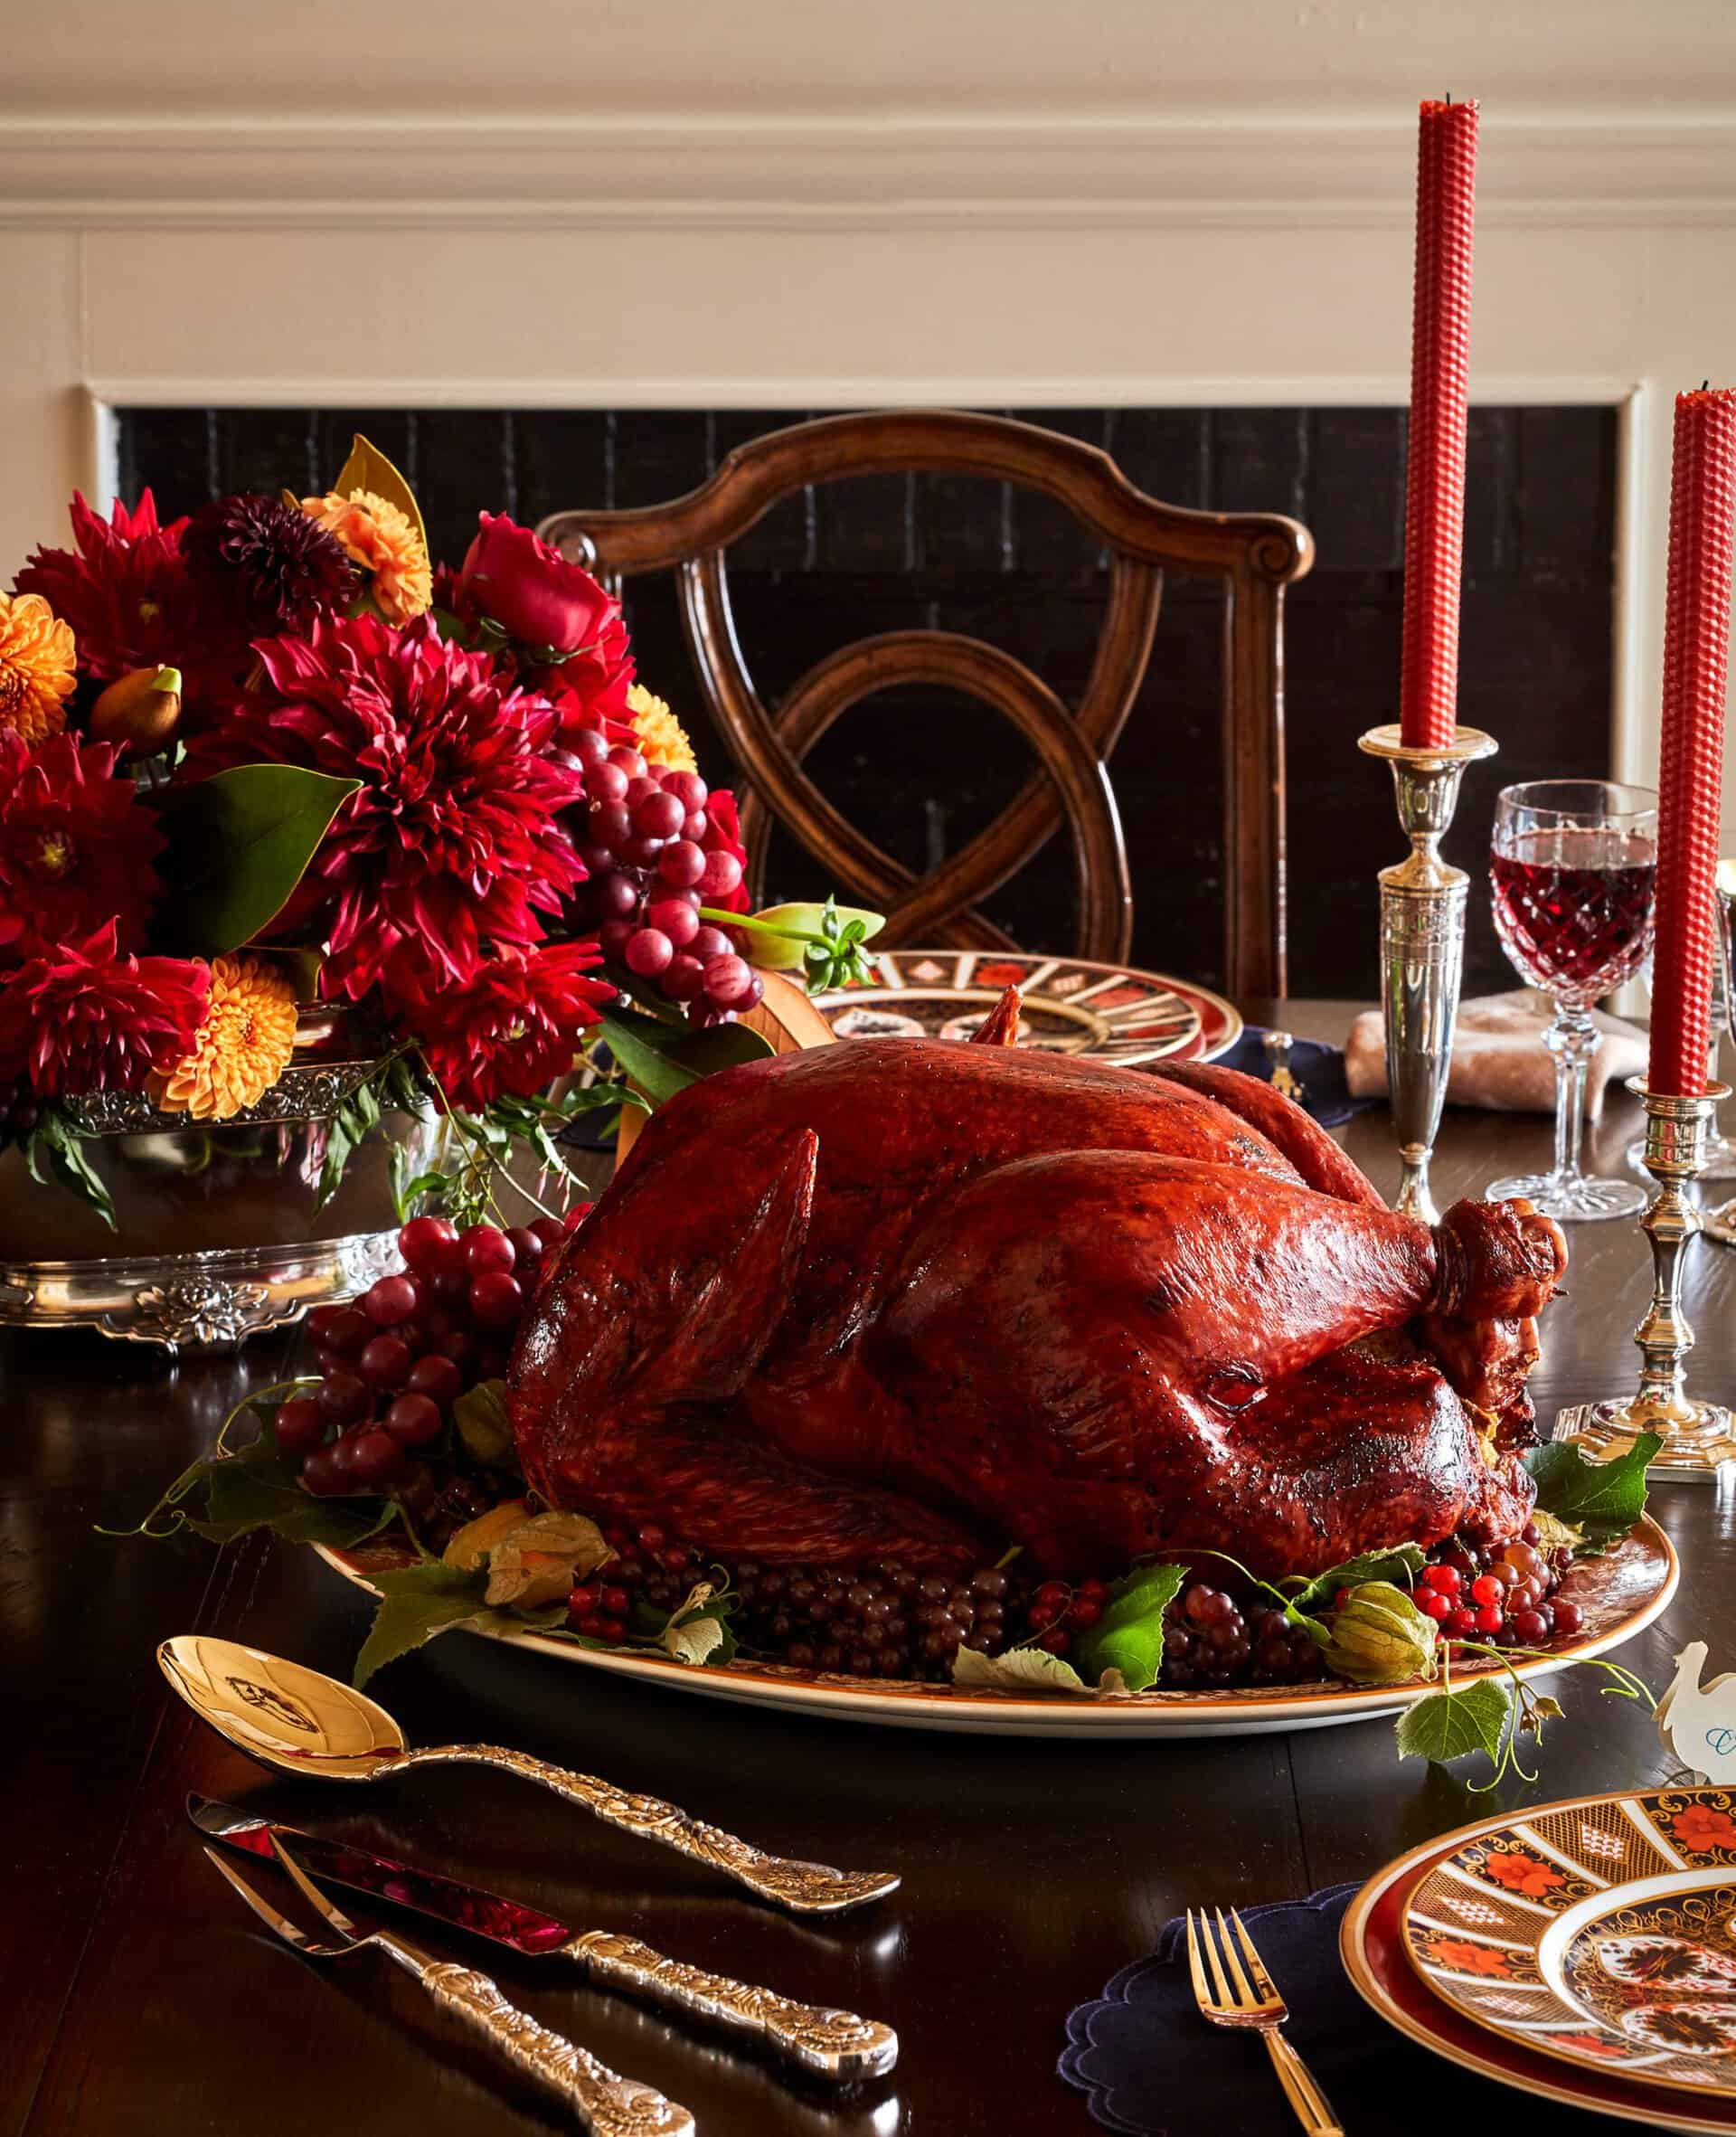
[811,950,1241,1067]
[1400,1788,1736,2098]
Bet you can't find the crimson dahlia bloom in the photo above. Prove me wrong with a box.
[187,613,588,1005]
[414,941,613,1111]
[0,920,208,1095]
[0,730,165,960]
[14,492,207,685]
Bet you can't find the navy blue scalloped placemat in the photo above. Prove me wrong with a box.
[1059,1883,1626,2133]
[1217,1031,1371,1130]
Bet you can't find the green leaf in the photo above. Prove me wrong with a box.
[1073,1563,1187,1693]
[331,431,429,562]
[951,1644,1090,1695]
[186,1427,399,1550]
[1285,1543,1428,1616]
[153,764,360,956]
[24,1111,117,1229]
[353,1561,514,1688]
[1524,1432,1660,1553]
[595,1006,774,1109]
[452,1378,518,1470]
[1394,1676,1515,1766]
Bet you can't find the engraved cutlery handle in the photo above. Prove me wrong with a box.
[570,1930,899,2081]
[386,1939,693,2137]
[416,1744,899,1914]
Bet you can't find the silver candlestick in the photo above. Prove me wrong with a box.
[1556,1078,1736,1480]
[1358,723,1499,1225]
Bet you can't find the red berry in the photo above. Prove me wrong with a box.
[1027,1601,1057,1631]
[598,1617,627,1642]
[316,1307,373,1359]
[699,848,743,899]
[586,760,629,806]
[505,1225,543,1269]
[1509,1609,1550,1644]
[273,1397,326,1454]
[300,1444,349,1496]
[662,1546,693,1573]
[633,790,684,841]
[690,925,734,963]
[1469,1574,1503,1606]
[607,745,646,780]
[646,896,699,948]
[405,1353,463,1407]
[703,953,754,1007]
[1069,1598,1104,1630]
[1473,1603,1504,1634]
[636,1524,667,1553]
[1420,1564,1461,1596]
[468,1270,524,1329]
[438,1329,476,1364]
[429,1263,469,1305]
[565,725,609,768]
[397,1215,459,1278]
[1038,1629,1072,1656]
[601,1584,630,1617]
[1551,1600,1583,1635]
[1034,1580,1071,1606]
[530,1216,567,1251]
[593,870,640,922]
[1077,1578,1109,1602]
[346,1428,408,1489]
[663,770,708,811]
[598,918,636,960]
[363,1274,420,1327]
[661,952,705,1002]
[1445,1606,1478,1639]
[462,1225,514,1276]
[1416,1589,1452,1622]
[316,1369,373,1424]
[384,1393,443,1444]
[625,927,673,978]
[656,839,706,889]
[305,1304,350,1346]
[569,1584,599,1614]
[575,1612,606,1638]
[357,1334,412,1390]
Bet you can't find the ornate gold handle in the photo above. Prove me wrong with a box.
[411,1743,899,1914]
[380,1934,693,2137]
[569,1930,898,2081]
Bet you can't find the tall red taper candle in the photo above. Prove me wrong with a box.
[1398,97,1478,752]
[1649,386,1736,1096]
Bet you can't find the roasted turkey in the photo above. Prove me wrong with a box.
[509,997,1567,1581]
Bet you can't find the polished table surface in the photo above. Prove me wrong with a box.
[5,1002,1735,2137]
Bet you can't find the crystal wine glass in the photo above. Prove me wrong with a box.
[1487,780,1658,1220]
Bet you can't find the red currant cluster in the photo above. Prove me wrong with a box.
[1413,1527,1581,1646]
[1025,1576,1109,1659]
[278,1212,588,1499]
[568,1521,705,1643]
[553,726,761,1022]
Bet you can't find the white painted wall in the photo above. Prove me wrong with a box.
[2,0,1733,832]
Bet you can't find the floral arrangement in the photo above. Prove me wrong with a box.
[0,436,874,1225]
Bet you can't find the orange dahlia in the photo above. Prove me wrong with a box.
[301,487,432,623]
[627,684,697,774]
[0,591,77,743]
[150,953,299,1120]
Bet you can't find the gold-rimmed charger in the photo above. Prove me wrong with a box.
[1344,1800,1736,2134]
[811,950,1241,1068]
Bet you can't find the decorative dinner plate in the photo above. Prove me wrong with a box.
[315,1517,1675,1740]
[1400,1788,1736,2098]
[1344,1801,1736,2134]
[811,950,1241,1068]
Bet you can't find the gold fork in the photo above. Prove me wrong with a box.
[1184,1906,1343,2137]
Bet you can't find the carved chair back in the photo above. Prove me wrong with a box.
[539,410,1312,998]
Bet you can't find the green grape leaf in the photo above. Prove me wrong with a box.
[1393,1676,1515,1766]
[1523,1432,1660,1554]
[152,764,360,957]
[353,1562,518,1688]
[1073,1563,1187,1693]
[1285,1543,1429,1616]
[184,1425,400,1550]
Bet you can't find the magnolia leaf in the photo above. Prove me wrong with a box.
[951,1644,1090,1695]
[267,946,326,1002]
[452,1378,517,1469]
[1074,1564,1187,1694]
[1393,1676,1514,1766]
[332,431,429,560]
[1285,1543,1428,1617]
[153,765,360,956]
[24,1111,117,1230]
[1524,1432,1660,1553]
[596,1007,774,1109]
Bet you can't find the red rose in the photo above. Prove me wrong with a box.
[457,513,621,658]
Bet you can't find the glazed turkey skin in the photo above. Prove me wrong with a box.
[509,1034,1566,1581]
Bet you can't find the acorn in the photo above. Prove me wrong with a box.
[89,665,182,754]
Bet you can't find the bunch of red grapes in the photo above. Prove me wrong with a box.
[552,724,763,1024]
[275,1212,584,1498]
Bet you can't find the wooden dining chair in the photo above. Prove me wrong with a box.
[538,410,1313,999]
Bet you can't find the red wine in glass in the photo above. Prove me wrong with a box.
[1490,830,1656,1004]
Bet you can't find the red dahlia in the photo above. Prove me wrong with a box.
[0,730,165,961]
[413,941,614,1110]
[184,493,357,634]
[0,920,209,1095]
[186,613,588,1003]
[14,492,207,686]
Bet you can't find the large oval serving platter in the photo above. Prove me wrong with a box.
[811,950,1241,1068]
[316,1517,1675,1739]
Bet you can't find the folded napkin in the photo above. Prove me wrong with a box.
[1344,990,1647,1120]
[1059,1883,1617,2133]
[1216,1030,1373,1130]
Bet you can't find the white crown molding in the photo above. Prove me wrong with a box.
[5,111,1736,229]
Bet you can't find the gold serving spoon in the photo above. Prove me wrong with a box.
[160,1635,899,1915]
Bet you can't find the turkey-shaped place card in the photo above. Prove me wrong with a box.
[1656,1642,1736,1782]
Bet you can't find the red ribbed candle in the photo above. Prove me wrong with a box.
[1650,386,1736,1096]
[1399,97,1479,752]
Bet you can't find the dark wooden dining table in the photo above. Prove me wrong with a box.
[5,1000,1733,2137]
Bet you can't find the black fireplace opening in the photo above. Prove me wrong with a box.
[114,403,1618,999]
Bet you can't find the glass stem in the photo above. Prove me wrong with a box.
[1543,1002,1599,1186]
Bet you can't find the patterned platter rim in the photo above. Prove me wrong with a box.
[810,950,1242,1068]
[1344,1797,1736,2135]
[1397,1785,1736,2099]
[312,1518,1675,1741]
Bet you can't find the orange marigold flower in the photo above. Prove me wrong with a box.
[1424,1938,1513,1977]
[301,487,431,623]
[1671,1804,1736,1853]
[150,953,298,1121]
[1485,1850,1564,1896]
[0,591,77,743]
[627,683,697,774]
